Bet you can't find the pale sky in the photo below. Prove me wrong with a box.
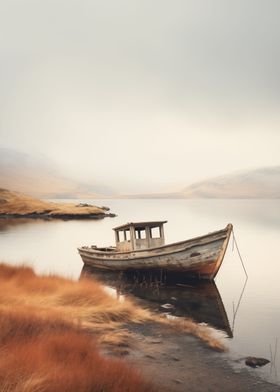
[0,0,280,193]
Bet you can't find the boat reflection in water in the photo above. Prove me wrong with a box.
[81,266,233,338]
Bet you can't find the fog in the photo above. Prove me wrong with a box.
[0,0,279,193]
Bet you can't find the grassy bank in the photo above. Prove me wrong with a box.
[0,264,225,391]
[0,188,109,218]
[0,264,155,392]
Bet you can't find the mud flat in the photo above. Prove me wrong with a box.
[120,322,279,392]
[0,188,115,219]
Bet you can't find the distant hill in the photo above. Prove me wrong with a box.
[122,166,280,199]
[2,148,279,199]
[180,167,280,199]
[0,148,112,198]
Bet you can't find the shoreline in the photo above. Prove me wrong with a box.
[82,268,280,390]
[0,212,116,220]
[117,322,279,392]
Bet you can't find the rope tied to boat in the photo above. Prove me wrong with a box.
[232,228,248,278]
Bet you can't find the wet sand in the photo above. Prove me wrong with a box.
[108,322,279,392]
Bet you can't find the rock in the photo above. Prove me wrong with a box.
[173,379,183,384]
[76,203,92,207]
[145,354,155,359]
[160,303,174,309]
[111,348,130,357]
[245,357,270,368]
[150,340,162,344]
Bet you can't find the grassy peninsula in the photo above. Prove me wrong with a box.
[0,188,114,219]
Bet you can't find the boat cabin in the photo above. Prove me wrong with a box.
[113,221,167,252]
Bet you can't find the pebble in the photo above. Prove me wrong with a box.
[173,379,183,384]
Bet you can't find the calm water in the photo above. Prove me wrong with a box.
[1,199,280,384]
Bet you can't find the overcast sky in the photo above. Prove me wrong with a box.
[1,0,279,193]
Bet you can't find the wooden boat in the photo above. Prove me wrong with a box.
[78,221,233,280]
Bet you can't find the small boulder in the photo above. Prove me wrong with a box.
[245,357,270,368]
[160,303,174,309]
[173,379,183,384]
[76,203,92,207]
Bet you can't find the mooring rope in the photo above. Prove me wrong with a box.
[232,229,248,278]
[231,275,248,334]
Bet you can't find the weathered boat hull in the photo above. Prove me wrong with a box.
[78,224,233,280]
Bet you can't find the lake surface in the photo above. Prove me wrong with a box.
[1,199,280,384]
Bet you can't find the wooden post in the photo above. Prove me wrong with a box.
[130,226,136,251]
[160,224,165,244]
[145,226,151,248]
[115,230,119,244]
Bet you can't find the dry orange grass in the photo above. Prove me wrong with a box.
[0,264,226,348]
[0,263,226,391]
[0,311,155,392]
[0,264,150,337]
[163,318,226,351]
[0,188,105,216]
[0,264,155,392]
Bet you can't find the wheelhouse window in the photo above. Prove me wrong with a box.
[125,230,131,241]
[116,230,131,242]
[118,231,125,242]
[151,226,161,238]
[135,229,146,239]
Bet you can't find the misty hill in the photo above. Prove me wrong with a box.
[0,148,113,198]
[123,166,280,199]
[181,167,280,199]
